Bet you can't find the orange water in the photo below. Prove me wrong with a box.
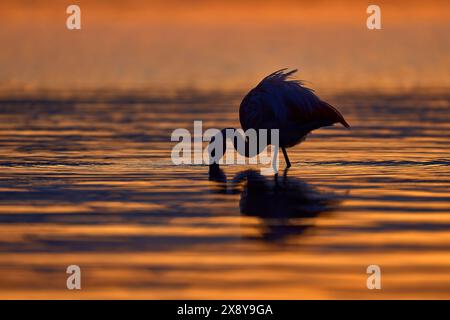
[0,90,449,299]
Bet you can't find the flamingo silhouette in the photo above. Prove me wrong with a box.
[209,69,350,169]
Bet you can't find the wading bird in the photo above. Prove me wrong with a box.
[209,69,350,169]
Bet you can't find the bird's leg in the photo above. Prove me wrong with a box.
[274,172,279,187]
[283,167,289,182]
[281,147,291,168]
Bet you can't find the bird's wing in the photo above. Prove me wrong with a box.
[240,69,350,130]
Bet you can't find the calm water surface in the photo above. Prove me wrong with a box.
[0,90,449,298]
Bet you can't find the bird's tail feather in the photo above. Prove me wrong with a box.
[320,101,350,128]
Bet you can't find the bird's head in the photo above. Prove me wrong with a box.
[207,127,271,171]
[207,128,234,170]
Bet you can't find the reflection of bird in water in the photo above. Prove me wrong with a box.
[208,69,350,169]
[209,166,339,241]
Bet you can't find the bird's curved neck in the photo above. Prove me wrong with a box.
[221,128,269,157]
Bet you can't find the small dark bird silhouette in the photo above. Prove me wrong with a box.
[209,69,350,169]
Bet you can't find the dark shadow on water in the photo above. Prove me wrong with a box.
[209,166,339,242]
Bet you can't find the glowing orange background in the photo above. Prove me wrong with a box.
[0,0,449,91]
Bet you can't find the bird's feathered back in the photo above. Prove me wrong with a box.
[240,69,350,131]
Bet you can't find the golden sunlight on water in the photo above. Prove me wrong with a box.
[0,90,449,299]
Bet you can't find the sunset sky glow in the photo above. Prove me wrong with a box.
[1,0,449,92]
